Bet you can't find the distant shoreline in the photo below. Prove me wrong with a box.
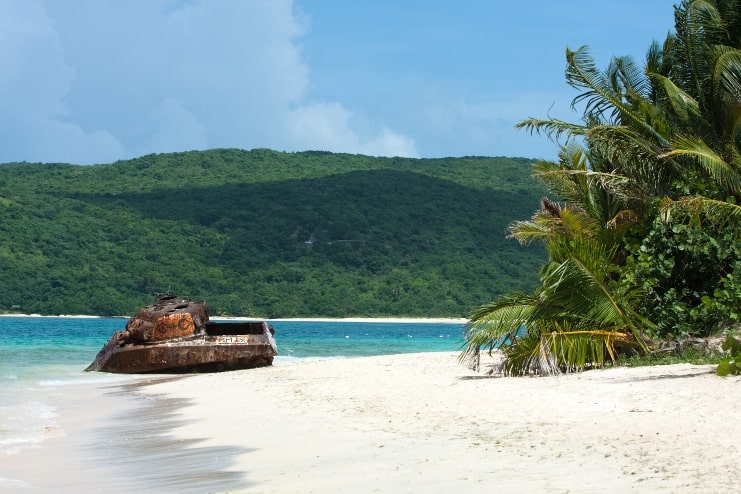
[0,313,107,318]
[267,317,468,324]
[0,313,468,324]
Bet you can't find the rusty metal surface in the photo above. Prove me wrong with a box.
[90,338,277,373]
[85,295,277,374]
[153,312,196,340]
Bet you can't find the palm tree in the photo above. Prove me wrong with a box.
[461,47,664,374]
[462,0,741,374]
[460,142,651,375]
[659,0,741,200]
[460,196,650,375]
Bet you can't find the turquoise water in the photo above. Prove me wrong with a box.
[273,320,464,358]
[0,316,465,457]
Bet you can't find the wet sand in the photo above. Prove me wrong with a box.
[1,378,247,493]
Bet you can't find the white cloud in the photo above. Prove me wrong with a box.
[0,0,417,164]
[285,102,418,157]
[0,1,71,115]
[0,0,124,163]
[140,97,209,156]
[361,128,418,158]
[412,90,573,159]
[34,120,125,165]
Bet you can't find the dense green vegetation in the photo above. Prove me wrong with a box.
[0,149,544,317]
[462,0,741,375]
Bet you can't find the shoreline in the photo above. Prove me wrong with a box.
[0,376,246,493]
[7,351,739,492]
[0,313,468,324]
[266,317,468,324]
[0,313,109,318]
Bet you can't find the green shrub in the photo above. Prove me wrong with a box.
[716,335,741,376]
[623,217,740,338]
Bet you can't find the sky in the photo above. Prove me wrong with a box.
[0,0,679,165]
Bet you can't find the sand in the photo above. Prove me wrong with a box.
[1,377,250,494]
[3,351,739,492]
[131,352,741,493]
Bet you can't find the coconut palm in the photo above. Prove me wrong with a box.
[461,49,663,374]
[462,0,741,374]
[461,212,643,375]
[460,147,651,375]
[658,0,741,200]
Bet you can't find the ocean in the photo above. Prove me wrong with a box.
[0,316,465,460]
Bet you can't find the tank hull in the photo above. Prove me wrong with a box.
[85,295,277,374]
[85,331,277,373]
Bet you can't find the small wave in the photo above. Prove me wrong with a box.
[0,435,43,451]
[38,374,137,387]
[273,355,347,366]
[0,428,47,455]
[0,401,57,420]
[0,477,32,488]
[0,436,43,446]
[0,401,59,456]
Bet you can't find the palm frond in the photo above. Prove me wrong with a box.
[534,169,634,200]
[649,72,702,124]
[499,331,554,376]
[515,117,587,143]
[661,135,741,194]
[659,195,741,228]
[606,209,640,231]
[613,55,652,98]
[531,146,600,211]
[672,0,722,102]
[713,47,741,100]
[583,124,680,200]
[646,39,669,82]
[536,236,649,347]
[500,328,635,376]
[460,293,538,370]
[538,245,618,322]
[566,46,668,144]
[507,215,561,245]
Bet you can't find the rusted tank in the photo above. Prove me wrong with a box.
[85,294,277,373]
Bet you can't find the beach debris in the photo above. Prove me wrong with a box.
[85,294,277,373]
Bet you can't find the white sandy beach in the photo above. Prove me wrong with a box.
[3,350,740,493]
[130,352,740,493]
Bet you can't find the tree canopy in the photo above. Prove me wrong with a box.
[0,149,545,317]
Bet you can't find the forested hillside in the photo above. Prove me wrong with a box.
[0,149,544,317]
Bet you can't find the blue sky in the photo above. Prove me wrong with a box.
[0,0,678,165]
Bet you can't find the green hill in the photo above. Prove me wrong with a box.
[0,149,545,317]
